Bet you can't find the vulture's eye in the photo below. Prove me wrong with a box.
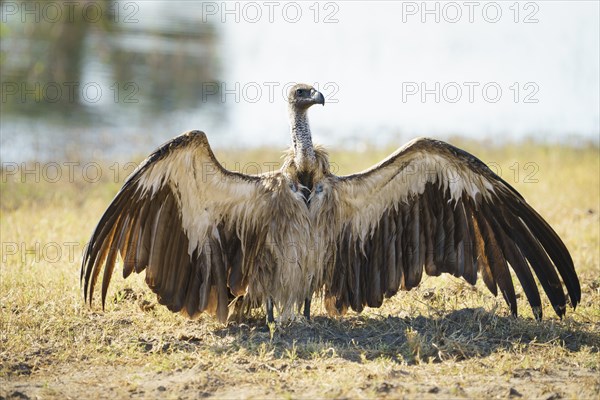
[296,89,303,96]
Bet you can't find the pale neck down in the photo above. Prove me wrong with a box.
[289,106,316,171]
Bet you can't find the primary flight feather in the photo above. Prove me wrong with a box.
[81,83,580,323]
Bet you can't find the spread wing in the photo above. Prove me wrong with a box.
[81,130,271,322]
[327,138,580,319]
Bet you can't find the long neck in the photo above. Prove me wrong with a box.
[289,106,316,171]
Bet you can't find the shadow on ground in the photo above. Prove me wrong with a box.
[138,307,600,365]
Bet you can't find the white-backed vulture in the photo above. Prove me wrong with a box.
[81,83,580,323]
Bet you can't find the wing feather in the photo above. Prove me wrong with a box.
[486,208,542,319]
[502,196,580,307]
[476,209,517,316]
[385,212,398,296]
[459,199,476,285]
[329,137,580,318]
[81,130,270,322]
[432,191,446,274]
[395,205,405,290]
[472,211,497,296]
[405,198,423,289]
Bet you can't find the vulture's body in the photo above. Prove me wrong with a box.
[82,84,580,323]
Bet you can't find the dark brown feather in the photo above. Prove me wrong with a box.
[395,206,405,290]
[208,236,230,322]
[494,203,568,316]
[485,207,542,319]
[101,212,129,309]
[503,196,579,307]
[476,209,517,316]
[422,185,437,276]
[460,199,476,285]
[183,250,203,318]
[385,211,398,297]
[404,197,423,289]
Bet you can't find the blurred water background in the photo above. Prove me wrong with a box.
[1,0,598,162]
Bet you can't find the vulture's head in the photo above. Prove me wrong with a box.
[288,84,325,110]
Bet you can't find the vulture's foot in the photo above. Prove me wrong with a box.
[303,298,311,320]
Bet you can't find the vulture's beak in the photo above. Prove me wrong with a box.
[312,90,325,106]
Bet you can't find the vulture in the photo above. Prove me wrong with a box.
[81,83,580,324]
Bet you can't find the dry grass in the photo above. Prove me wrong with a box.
[1,139,599,399]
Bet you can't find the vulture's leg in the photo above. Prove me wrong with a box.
[266,297,275,323]
[303,298,311,320]
[303,277,315,320]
